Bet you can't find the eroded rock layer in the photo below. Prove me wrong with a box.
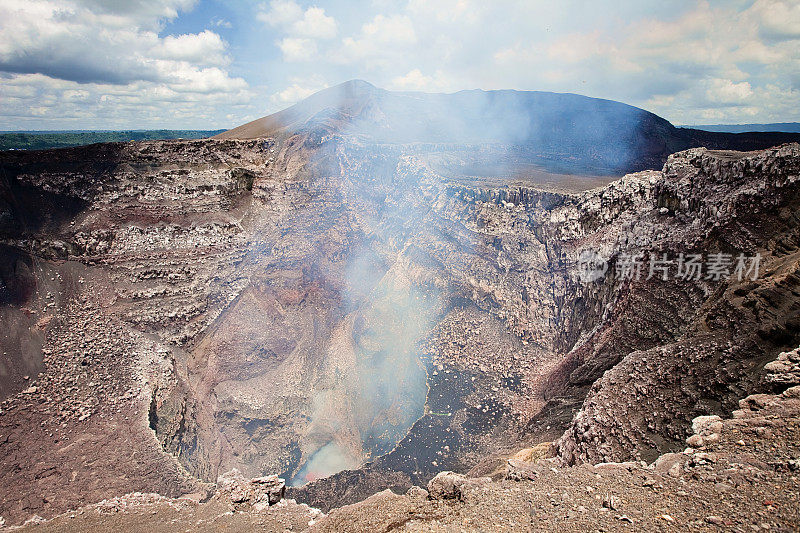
[1,138,799,524]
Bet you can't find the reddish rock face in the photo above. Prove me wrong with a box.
[1,133,799,524]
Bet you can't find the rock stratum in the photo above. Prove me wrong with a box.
[0,83,799,530]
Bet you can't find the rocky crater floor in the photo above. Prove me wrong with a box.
[0,138,799,530]
[17,363,800,532]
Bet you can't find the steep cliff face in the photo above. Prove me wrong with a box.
[1,135,799,524]
[556,145,800,464]
[286,143,800,509]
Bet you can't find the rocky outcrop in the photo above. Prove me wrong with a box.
[555,145,800,465]
[2,134,800,525]
[216,469,286,509]
[765,347,800,390]
[13,369,800,531]
[425,471,490,501]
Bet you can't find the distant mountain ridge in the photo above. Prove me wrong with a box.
[217,80,800,174]
[688,123,800,134]
[0,130,226,151]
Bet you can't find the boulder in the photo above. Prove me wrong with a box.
[217,469,285,508]
[427,471,467,500]
[427,471,491,501]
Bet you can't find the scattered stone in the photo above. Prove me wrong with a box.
[427,471,468,500]
[602,494,621,510]
[692,415,723,436]
[406,486,428,501]
[217,469,285,508]
[687,434,705,448]
[427,471,489,502]
[691,452,718,466]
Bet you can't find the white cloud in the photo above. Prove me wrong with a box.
[2,0,799,129]
[75,0,198,29]
[390,69,430,90]
[361,14,416,45]
[62,89,90,101]
[406,0,482,24]
[389,69,453,92]
[749,0,800,40]
[211,17,233,29]
[291,7,337,39]
[270,77,327,105]
[705,79,754,104]
[0,0,242,86]
[546,31,609,64]
[156,64,248,94]
[258,0,337,61]
[257,0,303,27]
[472,1,800,123]
[0,0,253,129]
[0,72,255,129]
[336,14,417,67]
[157,30,229,66]
[264,1,797,124]
[277,37,318,62]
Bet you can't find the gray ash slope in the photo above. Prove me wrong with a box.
[0,82,799,527]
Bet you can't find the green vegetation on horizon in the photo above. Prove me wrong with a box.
[0,130,226,151]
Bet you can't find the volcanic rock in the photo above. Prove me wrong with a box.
[1,85,800,529]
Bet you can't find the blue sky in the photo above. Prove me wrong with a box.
[0,0,798,130]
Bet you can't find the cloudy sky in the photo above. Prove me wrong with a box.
[1,0,798,130]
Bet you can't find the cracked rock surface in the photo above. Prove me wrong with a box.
[1,139,799,529]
